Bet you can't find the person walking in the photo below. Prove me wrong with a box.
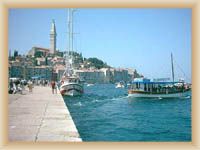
[51,81,56,94]
[20,80,25,94]
[27,80,33,92]
[54,81,58,94]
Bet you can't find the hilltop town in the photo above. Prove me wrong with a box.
[9,20,142,84]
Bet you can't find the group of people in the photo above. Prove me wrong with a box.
[27,79,58,94]
[34,79,49,86]
[9,80,19,94]
[9,78,59,94]
[9,79,26,94]
[9,79,34,94]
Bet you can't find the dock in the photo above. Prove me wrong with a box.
[8,86,82,142]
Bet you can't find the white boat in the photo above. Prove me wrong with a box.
[87,83,94,87]
[59,8,84,96]
[128,53,191,98]
[59,55,84,96]
[115,81,125,88]
[128,92,190,98]
[60,76,83,96]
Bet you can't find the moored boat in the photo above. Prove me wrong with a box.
[128,78,191,98]
[128,53,191,98]
[59,8,84,96]
[60,76,83,96]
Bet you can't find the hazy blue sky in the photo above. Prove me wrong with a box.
[9,8,191,81]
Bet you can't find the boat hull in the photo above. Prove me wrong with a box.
[60,83,83,96]
[115,85,125,88]
[128,90,191,98]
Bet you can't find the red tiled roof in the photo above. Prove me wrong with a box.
[33,47,50,51]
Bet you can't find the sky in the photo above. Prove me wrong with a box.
[9,8,191,82]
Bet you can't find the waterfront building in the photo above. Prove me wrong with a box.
[26,66,53,80]
[74,68,130,84]
[108,68,129,83]
[123,68,141,80]
[75,69,106,83]
[9,63,53,80]
[100,68,113,83]
[28,47,50,57]
[9,62,23,78]
[51,56,65,66]
[9,54,140,83]
[9,19,141,83]
[54,64,66,80]
[36,57,46,66]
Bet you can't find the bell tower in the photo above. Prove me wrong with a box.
[50,19,57,54]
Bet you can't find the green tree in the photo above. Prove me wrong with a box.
[34,51,43,58]
[87,57,109,69]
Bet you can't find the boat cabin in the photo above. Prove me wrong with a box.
[61,76,81,84]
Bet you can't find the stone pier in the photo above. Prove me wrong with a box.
[8,86,82,142]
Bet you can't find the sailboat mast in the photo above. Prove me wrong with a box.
[171,53,175,83]
[71,9,77,52]
[71,8,74,53]
[68,8,71,54]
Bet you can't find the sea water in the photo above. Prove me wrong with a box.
[63,84,191,141]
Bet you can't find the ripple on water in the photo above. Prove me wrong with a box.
[64,84,191,141]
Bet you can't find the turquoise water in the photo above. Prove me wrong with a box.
[63,84,191,141]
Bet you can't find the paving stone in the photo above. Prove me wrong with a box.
[8,86,82,142]
[9,125,39,140]
[36,135,64,141]
[9,134,36,142]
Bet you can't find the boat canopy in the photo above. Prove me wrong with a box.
[131,81,183,84]
[131,78,183,84]
[31,75,45,80]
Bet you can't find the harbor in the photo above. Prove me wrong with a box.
[8,8,192,142]
[64,84,191,141]
[9,86,82,142]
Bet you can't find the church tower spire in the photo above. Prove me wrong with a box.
[50,19,57,54]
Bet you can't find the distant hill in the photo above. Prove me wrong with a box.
[84,57,110,69]
[68,51,110,69]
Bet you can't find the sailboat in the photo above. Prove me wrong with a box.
[60,9,84,96]
[128,53,191,98]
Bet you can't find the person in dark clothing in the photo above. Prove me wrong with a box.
[51,81,56,94]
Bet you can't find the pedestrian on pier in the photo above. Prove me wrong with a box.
[55,81,57,94]
[45,80,48,86]
[27,80,33,92]
[51,81,56,94]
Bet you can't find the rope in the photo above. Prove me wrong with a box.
[173,58,191,82]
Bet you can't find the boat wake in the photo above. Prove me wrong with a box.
[109,95,128,101]
[91,99,99,103]
[184,95,191,99]
[74,101,83,106]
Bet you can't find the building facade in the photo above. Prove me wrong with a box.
[27,47,50,57]
[73,68,130,84]
[9,64,53,80]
